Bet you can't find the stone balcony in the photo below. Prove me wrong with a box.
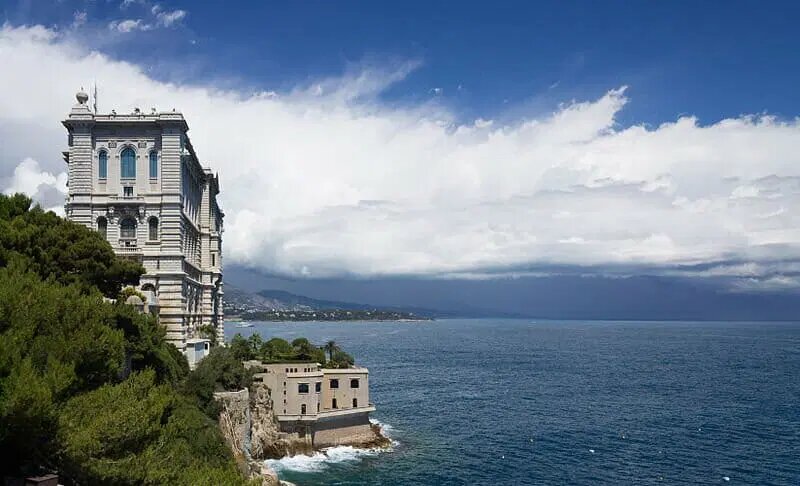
[275,404,376,423]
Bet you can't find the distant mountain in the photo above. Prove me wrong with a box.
[224,286,442,317]
[254,289,382,311]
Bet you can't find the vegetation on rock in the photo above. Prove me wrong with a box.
[229,332,355,368]
[0,194,251,484]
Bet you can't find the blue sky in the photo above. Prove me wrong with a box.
[2,1,800,317]
[7,0,800,124]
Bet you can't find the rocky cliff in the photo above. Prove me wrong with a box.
[248,380,313,459]
[215,387,281,486]
[215,380,390,484]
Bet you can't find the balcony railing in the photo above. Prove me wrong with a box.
[109,195,145,203]
[117,239,141,254]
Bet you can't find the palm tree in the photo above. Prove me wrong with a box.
[323,340,340,363]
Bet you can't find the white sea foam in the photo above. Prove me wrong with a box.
[370,418,400,446]
[266,419,397,474]
[266,446,381,473]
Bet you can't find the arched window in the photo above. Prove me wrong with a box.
[120,218,137,239]
[97,216,107,239]
[98,151,108,179]
[148,217,159,240]
[352,398,358,408]
[121,147,136,179]
[149,151,158,179]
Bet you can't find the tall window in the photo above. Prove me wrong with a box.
[332,398,338,409]
[149,151,158,179]
[120,218,136,239]
[98,151,108,179]
[121,147,136,178]
[353,398,358,408]
[97,217,107,239]
[148,217,159,240]
[301,404,307,415]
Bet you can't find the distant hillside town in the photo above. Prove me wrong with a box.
[224,286,433,321]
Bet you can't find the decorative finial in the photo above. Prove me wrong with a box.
[76,87,89,105]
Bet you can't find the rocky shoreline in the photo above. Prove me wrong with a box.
[215,381,390,485]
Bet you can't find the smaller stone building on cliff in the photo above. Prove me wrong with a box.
[248,361,376,448]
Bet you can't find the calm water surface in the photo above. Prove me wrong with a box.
[226,319,800,485]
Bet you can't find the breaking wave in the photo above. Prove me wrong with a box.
[265,446,381,473]
[265,419,398,474]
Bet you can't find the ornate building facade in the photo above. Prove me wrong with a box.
[62,89,224,350]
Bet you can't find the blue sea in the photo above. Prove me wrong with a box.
[226,319,800,485]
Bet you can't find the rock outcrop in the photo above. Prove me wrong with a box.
[215,388,280,486]
[249,380,313,459]
[215,380,390,485]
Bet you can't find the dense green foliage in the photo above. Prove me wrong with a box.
[229,333,353,368]
[0,194,249,484]
[183,347,253,417]
[57,370,243,485]
[0,193,143,298]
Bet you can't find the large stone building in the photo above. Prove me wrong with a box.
[62,89,224,351]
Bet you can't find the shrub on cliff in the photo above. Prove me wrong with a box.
[183,347,253,418]
[58,370,246,485]
[0,266,127,471]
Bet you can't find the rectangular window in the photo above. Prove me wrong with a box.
[98,152,108,179]
[350,379,360,389]
[149,151,158,179]
[315,382,321,393]
[330,379,339,389]
[298,383,309,394]
[123,186,134,197]
[332,398,338,409]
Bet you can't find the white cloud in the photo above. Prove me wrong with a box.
[109,19,149,33]
[155,9,186,27]
[1,24,800,284]
[108,4,186,33]
[2,157,67,214]
[72,11,88,29]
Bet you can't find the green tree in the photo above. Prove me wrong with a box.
[57,370,247,485]
[0,194,143,298]
[291,337,317,361]
[259,337,293,362]
[0,266,127,474]
[323,340,340,363]
[247,333,263,357]
[328,350,355,369]
[0,194,246,483]
[228,333,254,361]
